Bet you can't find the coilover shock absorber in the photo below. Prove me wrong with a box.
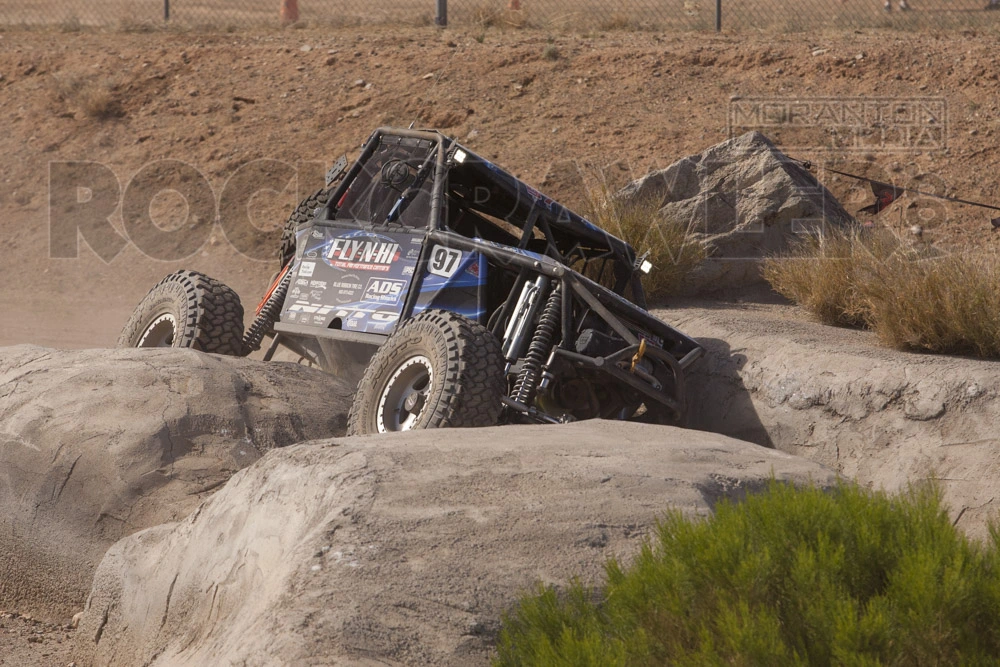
[242,267,292,355]
[510,284,562,406]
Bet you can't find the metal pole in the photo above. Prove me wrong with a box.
[715,0,721,31]
[164,0,169,21]
[436,0,447,26]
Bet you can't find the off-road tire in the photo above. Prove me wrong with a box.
[347,310,506,435]
[117,270,246,356]
[278,187,332,269]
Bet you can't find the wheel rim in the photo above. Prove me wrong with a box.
[376,355,434,433]
[137,313,178,348]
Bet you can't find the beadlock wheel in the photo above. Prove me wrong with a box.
[347,310,506,436]
[136,313,178,348]
[376,355,434,433]
[117,270,246,356]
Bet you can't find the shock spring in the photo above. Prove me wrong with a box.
[511,284,562,406]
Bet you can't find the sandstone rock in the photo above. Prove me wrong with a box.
[0,346,353,622]
[619,131,854,294]
[75,421,834,666]
[669,303,1000,540]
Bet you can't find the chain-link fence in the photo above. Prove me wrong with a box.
[1,0,998,31]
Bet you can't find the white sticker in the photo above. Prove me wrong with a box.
[428,246,463,278]
[299,261,316,278]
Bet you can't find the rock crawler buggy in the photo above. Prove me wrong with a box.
[119,128,704,435]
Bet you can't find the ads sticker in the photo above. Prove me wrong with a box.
[362,278,406,305]
[298,262,316,278]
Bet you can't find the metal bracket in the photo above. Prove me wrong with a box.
[325,155,349,187]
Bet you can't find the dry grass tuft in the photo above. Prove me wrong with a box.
[584,187,706,300]
[468,1,534,29]
[599,12,636,31]
[52,73,124,120]
[765,228,1000,358]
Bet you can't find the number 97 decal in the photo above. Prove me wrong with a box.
[428,245,463,278]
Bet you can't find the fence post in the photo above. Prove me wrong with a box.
[436,0,447,25]
[164,0,169,21]
[280,0,299,23]
[715,0,721,31]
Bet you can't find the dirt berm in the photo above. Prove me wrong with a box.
[0,346,353,623]
[74,421,834,666]
[672,303,1000,539]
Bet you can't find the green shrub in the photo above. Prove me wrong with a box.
[495,481,1000,666]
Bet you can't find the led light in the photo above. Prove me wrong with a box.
[454,149,467,164]
[640,260,653,274]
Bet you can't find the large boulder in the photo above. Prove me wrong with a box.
[619,131,854,293]
[669,303,1000,540]
[75,421,835,667]
[0,345,354,622]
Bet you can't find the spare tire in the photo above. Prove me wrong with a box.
[347,310,506,435]
[278,187,332,269]
[117,270,245,356]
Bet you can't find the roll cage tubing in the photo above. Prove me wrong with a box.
[309,128,703,418]
[324,127,647,296]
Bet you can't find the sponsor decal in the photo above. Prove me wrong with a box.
[331,273,363,304]
[287,302,336,316]
[325,235,401,272]
[298,261,316,278]
[524,185,556,211]
[362,278,406,305]
[295,278,309,286]
[309,280,328,289]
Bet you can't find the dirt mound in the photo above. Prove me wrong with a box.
[2,29,1000,350]
[619,131,854,293]
[671,302,1000,539]
[0,345,353,623]
[74,421,834,666]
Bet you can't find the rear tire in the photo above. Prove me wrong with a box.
[118,270,245,356]
[347,310,505,435]
[278,187,331,269]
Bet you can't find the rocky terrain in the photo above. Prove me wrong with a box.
[2,22,999,666]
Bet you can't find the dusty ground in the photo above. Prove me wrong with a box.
[1,25,999,349]
[0,612,74,667]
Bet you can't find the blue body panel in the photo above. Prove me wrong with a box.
[281,225,486,335]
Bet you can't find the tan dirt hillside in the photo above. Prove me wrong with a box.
[0,26,999,348]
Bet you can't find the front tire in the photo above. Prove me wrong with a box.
[347,310,505,435]
[117,270,245,356]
